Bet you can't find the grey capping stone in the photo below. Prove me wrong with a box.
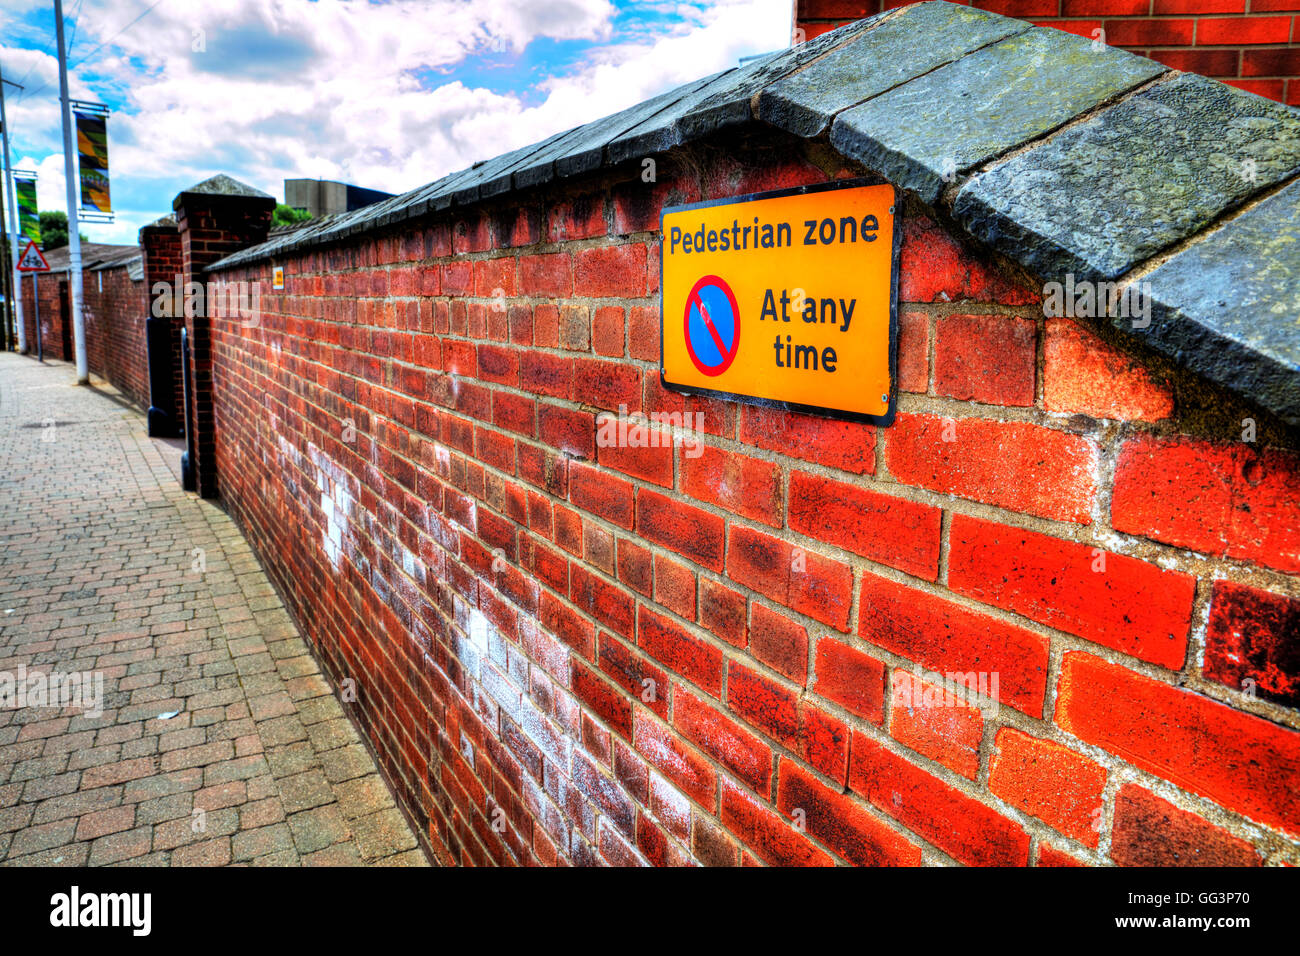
[1139,177,1300,427]
[760,1,1029,138]
[830,27,1165,205]
[954,72,1300,281]
[450,130,576,206]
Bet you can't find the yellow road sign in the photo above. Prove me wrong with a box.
[660,179,898,423]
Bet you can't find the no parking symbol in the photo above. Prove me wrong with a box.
[684,275,739,377]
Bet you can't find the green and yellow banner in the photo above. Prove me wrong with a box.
[14,175,39,243]
[74,109,111,213]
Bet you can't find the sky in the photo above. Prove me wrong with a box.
[0,0,793,245]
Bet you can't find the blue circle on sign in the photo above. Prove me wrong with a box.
[684,275,740,377]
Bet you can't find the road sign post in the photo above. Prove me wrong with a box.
[16,240,48,362]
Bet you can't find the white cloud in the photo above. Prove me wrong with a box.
[3,0,791,245]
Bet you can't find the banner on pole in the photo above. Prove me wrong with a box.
[14,175,40,243]
[74,109,111,214]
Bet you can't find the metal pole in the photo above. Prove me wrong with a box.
[33,274,41,362]
[0,163,11,351]
[0,66,25,353]
[54,0,87,383]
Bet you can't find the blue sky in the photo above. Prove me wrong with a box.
[1,0,792,244]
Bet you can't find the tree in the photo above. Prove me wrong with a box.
[37,211,86,251]
[272,204,311,228]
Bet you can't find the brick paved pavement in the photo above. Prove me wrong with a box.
[0,354,427,867]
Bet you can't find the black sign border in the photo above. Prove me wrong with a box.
[659,176,901,426]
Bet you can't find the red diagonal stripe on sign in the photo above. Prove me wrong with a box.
[689,289,729,360]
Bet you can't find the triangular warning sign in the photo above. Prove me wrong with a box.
[16,240,50,272]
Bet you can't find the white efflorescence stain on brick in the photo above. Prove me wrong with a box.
[306,442,356,572]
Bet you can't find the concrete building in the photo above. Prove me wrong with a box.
[283,178,395,217]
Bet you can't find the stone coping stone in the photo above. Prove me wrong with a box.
[1139,178,1300,427]
[760,1,1029,138]
[954,72,1300,282]
[830,26,1166,205]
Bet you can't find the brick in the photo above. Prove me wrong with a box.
[628,306,659,360]
[849,732,1030,866]
[1103,17,1195,45]
[637,490,725,572]
[1225,77,1286,97]
[1038,843,1085,867]
[637,605,723,698]
[652,553,696,621]
[1043,318,1172,421]
[1153,0,1245,10]
[1111,436,1300,574]
[788,470,941,581]
[699,577,747,647]
[738,404,875,475]
[1056,651,1300,836]
[947,513,1195,669]
[574,357,640,412]
[473,257,516,297]
[592,306,625,356]
[858,571,1049,717]
[727,660,849,785]
[776,758,922,866]
[560,304,590,351]
[727,525,854,631]
[799,0,877,16]
[889,669,983,779]
[812,637,886,725]
[1242,46,1300,76]
[899,214,1038,306]
[1063,0,1151,12]
[569,565,634,638]
[518,253,572,296]
[989,728,1107,848]
[720,778,833,867]
[632,711,716,808]
[572,658,633,740]
[974,0,1059,15]
[520,351,573,399]
[597,427,674,487]
[673,685,773,795]
[1110,785,1262,867]
[933,314,1035,406]
[1203,580,1300,707]
[897,310,929,393]
[884,414,1097,524]
[574,245,648,297]
[1145,47,1240,76]
[1198,14,1291,43]
[598,634,669,719]
[540,590,596,659]
[748,602,809,685]
[569,462,634,529]
[679,445,783,527]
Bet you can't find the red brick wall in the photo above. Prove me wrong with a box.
[20,266,148,408]
[796,1,1300,103]
[141,225,185,432]
[20,270,69,361]
[174,192,275,497]
[83,266,149,409]
[204,135,1299,867]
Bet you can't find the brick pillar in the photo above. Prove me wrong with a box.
[172,177,275,498]
[141,217,183,437]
